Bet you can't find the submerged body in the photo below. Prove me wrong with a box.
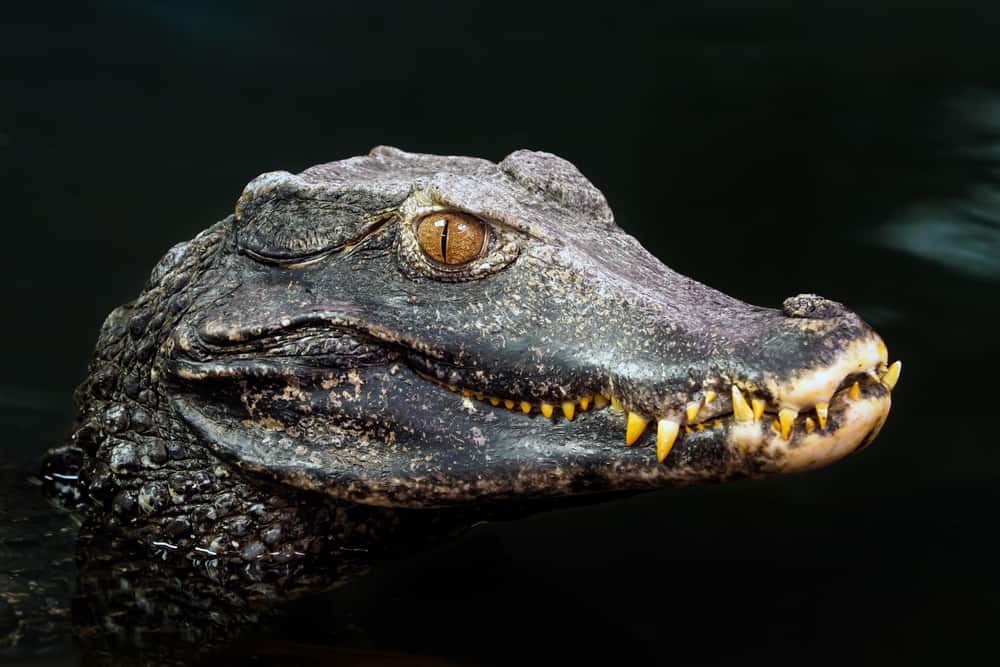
[69,146,899,551]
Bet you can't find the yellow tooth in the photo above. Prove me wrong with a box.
[704,390,716,405]
[805,417,815,433]
[625,412,649,446]
[448,385,458,392]
[561,402,575,421]
[685,401,700,423]
[848,382,861,400]
[881,360,901,391]
[731,386,754,423]
[488,397,500,406]
[684,425,692,434]
[815,402,829,429]
[656,419,680,462]
[474,393,484,401]
[713,419,722,429]
[593,395,609,408]
[504,399,516,410]
[579,397,591,411]
[461,390,472,398]
[778,408,797,440]
[610,397,623,411]
[540,402,554,419]
[696,423,705,431]
[520,401,532,414]
[751,398,766,422]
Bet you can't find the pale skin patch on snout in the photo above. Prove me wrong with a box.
[239,383,265,417]
[346,369,365,398]
[175,366,210,381]
[728,392,891,472]
[241,416,286,431]
[764,335,887,411]
[280,383,307,402]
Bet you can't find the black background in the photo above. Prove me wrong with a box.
[3,2,999,665]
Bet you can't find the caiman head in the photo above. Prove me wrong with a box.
[158,146,899,507]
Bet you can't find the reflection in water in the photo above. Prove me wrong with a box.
[0,452,78,660]
[871,92,1000,282]
[1,443,569,665]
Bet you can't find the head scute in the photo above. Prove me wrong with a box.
[499,150,614,224]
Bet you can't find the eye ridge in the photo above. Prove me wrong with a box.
[414,211,487,268]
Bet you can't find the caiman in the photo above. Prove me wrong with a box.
[19,147,902,660]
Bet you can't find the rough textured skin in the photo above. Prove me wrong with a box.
[18,146,897,662]
[67,145,894,583]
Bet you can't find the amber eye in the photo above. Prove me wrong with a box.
[414,212,487,266]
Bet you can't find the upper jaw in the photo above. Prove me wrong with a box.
[170,306,898,471]
[414,328,897,467]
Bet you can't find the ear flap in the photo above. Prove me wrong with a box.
[498,150,613,224]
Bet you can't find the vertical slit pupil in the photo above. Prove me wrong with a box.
[440,218,449,261]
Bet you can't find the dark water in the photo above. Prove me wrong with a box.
[3,3,999,665]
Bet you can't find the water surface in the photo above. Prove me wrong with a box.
[2,3,999,665]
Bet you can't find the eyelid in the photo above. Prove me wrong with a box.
[240,244,339,267]
[240,214,394,268]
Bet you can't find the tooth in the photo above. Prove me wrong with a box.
[731,386,754,422]
[461,390,472,398]
[778,408,797,440]
[562,402,575,421]
[475,393,485,401]
[685,402,700,423]
[751,399,766,422]
[713,419,722,428]
[815,403,829,429]
[848,382,861,400]
[520,401,532,414]
[656,419,680,462]
[881,360,901,391]
[610,397,623,411]
[593,395,609,408]
[540,403,554,419]
[448,385,458,392]
[504,399,515,409]
[488,397,500,406]
[805,417,816,433]
[625,412,649,446]
[579,397,591,411]
[704,390,717,405]
[684,425,692,434]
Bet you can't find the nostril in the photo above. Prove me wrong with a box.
[782,294,846,320]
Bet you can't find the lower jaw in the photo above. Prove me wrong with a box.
[744,390,891,473]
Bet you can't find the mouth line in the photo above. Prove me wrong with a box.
[172,325,901,465]
[415,360,901,462]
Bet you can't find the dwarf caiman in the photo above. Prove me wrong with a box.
[17,146,900,660]
[69,145,900,548]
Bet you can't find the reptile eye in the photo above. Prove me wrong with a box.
[414,212,487,266]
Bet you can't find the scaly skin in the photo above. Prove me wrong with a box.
[44,146,902,662]
[68,145,899,577]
